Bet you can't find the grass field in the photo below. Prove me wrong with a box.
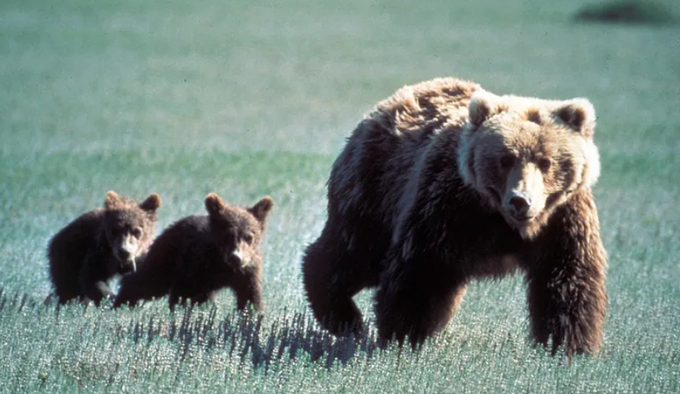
[1,0,679,392]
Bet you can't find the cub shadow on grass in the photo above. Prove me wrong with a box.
[0,288,37,312]
[3,289,384,370]
[125,305,382,371]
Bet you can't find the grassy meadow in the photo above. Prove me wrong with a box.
[1,0,679,392]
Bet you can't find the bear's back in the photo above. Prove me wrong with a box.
[328,78,479,230]
[369,77,479,136]
[48,209,105,282]
[141,215,221,272]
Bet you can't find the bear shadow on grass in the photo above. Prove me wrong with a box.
[33,288,381,370]
[125,305,382,370]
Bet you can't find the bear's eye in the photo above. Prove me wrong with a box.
[537,157,552,172]
[131,227,143,239]
[499,155,515,169]
[222,230,237,243]
[243,234,254,244]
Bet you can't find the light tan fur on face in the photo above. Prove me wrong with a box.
[458,90,600,239]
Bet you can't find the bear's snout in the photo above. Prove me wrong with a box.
[226,245,250,268]
[230,249,243,266]
[506,193,532,220]
[503,162,546,224]
[114,235,139,272]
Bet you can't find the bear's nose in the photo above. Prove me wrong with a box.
[508,195,531,218]
[118,249,131,261]
[230,250,243,266]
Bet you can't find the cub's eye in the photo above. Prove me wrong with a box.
[131,227,143,239]
[537,157,552,172]
[243,234,254,244]
[499,155,515,169]
[223,233,236,245]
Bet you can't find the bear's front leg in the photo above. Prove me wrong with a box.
[80,278,114,305]
[375,248,467,348]
[79,261,114,305]
[526,191,607,357]
[233,271,263,313]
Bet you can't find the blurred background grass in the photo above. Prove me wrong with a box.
[1,0,679,392]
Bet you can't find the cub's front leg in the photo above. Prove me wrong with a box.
[233,268,263,313]
[79,254,115,305]
[79,276,114,305]
[525,191,607,357]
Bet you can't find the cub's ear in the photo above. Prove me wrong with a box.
[249,196,274,223]
[555,98,596,136]
[468,90,501,127]
[139,193,162,213]
[105,191,122,209]
[205,193,226,216]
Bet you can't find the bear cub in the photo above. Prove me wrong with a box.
[115,193,274,312]
[302,77,607,357]
[48,191,162,305]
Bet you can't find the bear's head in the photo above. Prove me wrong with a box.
[102,191,162,273]
[204,193,274,269]
[457,90,600,239]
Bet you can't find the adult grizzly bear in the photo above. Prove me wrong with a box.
[114,193,273,312]
[48,191,162,305]
[302,77,607,356]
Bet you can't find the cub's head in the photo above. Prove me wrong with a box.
[204,193,274,269]
[458,90,600,239]
[102,191,162,273]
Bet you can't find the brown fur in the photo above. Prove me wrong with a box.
[114,194,273,312]
[302,77,607,357]
[48,191,161,305]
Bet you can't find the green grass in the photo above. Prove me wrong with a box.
[1,0,679,392]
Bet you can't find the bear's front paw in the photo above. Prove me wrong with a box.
[536,316,599,359]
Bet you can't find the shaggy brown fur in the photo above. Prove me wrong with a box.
[302,77,607,357]
[48,191,161,305]
[114,193,273,312]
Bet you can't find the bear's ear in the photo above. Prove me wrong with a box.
[205,193,226,216]
[555,98,596,136]
[104,191,122,209]
[249,196,274,223]
[468,90,501,127]
[139,193,162,213]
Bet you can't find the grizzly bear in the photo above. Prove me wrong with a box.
[48,191,162,305]
[302,77,607,357]
[114,193,274,312]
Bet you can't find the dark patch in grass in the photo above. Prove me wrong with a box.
[2,289,380,372]
[574,1,676,25]
[133,305,381,371]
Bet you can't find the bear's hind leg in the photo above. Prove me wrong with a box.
[302,234,376,336]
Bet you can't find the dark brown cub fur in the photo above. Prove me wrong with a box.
[48,191,161,305]
[114,194,273,312]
